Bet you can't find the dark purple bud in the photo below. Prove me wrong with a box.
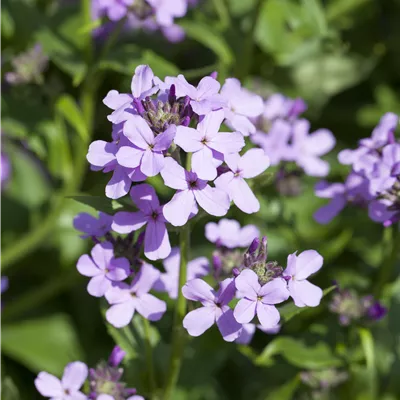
[367,301,387,321]
[145,97,156,112]
[232,267,240,277]
[133,99,145,115]
[256,236,268,262]
[125,388,137,395]
[288,98,307,118]
[248,237,260,255]
[181,116,191,127]
[209,71,218,80]
[212,254,222,272]
[108,345,126,367]
[168,84,176,104]
[283,275,291,282]
[134,231,145,250]
[171,102,180,115]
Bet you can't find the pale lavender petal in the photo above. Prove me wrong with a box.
[182,278,215,305]
[106,166,131,199]
[123,115,154,148]
[91,241,114,269]
[214,171,234,200]
[284,252,297,277]
[131,65,154,98]
[230,177,260,214]
[368,200,394,222]
[127,166,147,182]
[239,148,270,179]
[298,155,330,177]
[130,183,160,213]
[135,293,166,321]
[97,395,115,400]
[235,323,256,345]
[144,220,171,261]
[224,153,240,172]
[313,196,346,224]
[35,372,63,397]
[256,303,280,328]
[235,269,260,300]
[152,125,176,152]
[194,185,230,217]
[103,90,132,110]
[259,278,289,304]
[197,109,224,137]
[69,390,87,400]
[183,307,216,337]
[239,225,260,247]
[191,96,225,115]
[163,190,195,226]
[106,258,131,281]
[196,76,220,98]
[216,306,243,342]
[141,149,165,177]
[132,263,160,296]
[87,275,111,297]
[116,146,144,168]
[76,254,99,277]
[191,147,217,180]
[233,298,257,323]
[160,157,188,190]
[112,211,147,234]
[288,280,322,307]
[205,222,219,243]
[208,131,245,154]
[217,219,241,248]
[174,126,204,152]
[216,277,237,305]
[305,129,336,156]
[104,283,131,304]
[106,302,136,328]
[162,247,180,274]
[87,140,116,167]
[187,257,209,280]
[61,362,88,391]
[314,181,345,198]
[295,250,323,280]
[227,114,256,136]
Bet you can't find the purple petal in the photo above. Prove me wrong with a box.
[187,257,209,280]
[284,252,297,277]
[135,293,166,321]
[256,303,280,329]
[288,280,323,307]
[214,172,234,199]
[87,140,116,167]
[116,146,144,169]
[104,283,131,304]
[124,115,154,148]
[182,278,215,305]
[313,196,346,224]
[163,190,195,227]
[235,269,260,299]
[141,149,165,177]
[235,323,256,345]
[35,372,63,397]
[106,166,132,199]
[191,147,217,180]
[103,90,132,110]
[224,153,240,172]
[90,241,114,269]
[106,302,136,328]
[216,277,237,305]
[196,76,220,98]
[107,258,131,281]
[132,263,160,296]
[153,125,176,152]
[112,211,147,234]
[259,278,289,304]
[194,185,230,217]
[226,114,256,136]
[209,131,245,154]
[130,183,160,213]
[197,109,224,137]
[216,306,243,342]
[61,361,88,391]
[76,254,99,277]
[144,220,171,261]
[295,250,323,280]
[239,225,260,247]
[298,155,330,177]
[160,157,188,190]
[314,181,345,198]
[368,200,394,223]
[87,275,111,297]
[239,148,270,179]
[183,306,216,337]
[305,129,336,156]
[174,126,204,152]
[162,247,180,274]
[205,222,219,243]
[233,298,257,323]
[230,177,260,214]
[131,65,154,98]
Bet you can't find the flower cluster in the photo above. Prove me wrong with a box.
[92,0,192,42]
[182,231,324,343]
[314,112,400,226]
[329,286,387,326]
[35,346,144,400]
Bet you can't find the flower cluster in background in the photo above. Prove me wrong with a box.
[35,346,144,400]
[314,113,400,226]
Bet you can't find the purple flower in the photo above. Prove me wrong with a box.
[205,219,259,249]
[77,242,130,297]
[160,157,230,226]
[35,361,88,400]
[235,322,280,345]
[233,270,289,329]
[116,115,175,177]
[283,250,323,307]
[368,198,399,226]
[153,247,209,299]
[108,346,126,367]
[105,263,166,327]
[86,126,146,199]
[262,94,307,121]
[96,0,134,21]
[182,278,242,341]
[73,212,112,238]
[175,109,245,180]
[313,173,371,224]
[289,119,336,177]
[162,74,226,115]
[366,301,387,321]
[112,183,171,261]
[214,148,270,214]
[220,78,264,136]
[250,119,292,166]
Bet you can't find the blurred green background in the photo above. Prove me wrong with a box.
[2,0,400,399]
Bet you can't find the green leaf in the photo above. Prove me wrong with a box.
[179,21,234,66]
[256,337,342,369]
[358,328,377,400]
[56,95,87,141]
[98,44,143,75]
[278,285,336,323]
[301,0,328,36]
[2,314,83,375]
[263,375,300,400]
[68,195,127,214]
[140,50,179,78]
[1,8,15,39]
[1,377,20,400]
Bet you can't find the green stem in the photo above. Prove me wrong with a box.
[212,0,231,31]
[374,226,400,297]
[142,317,157,396]
[163,222,190,400]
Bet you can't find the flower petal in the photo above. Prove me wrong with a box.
[131,65,154,98]
[35,372,63,397]
[87,275,111,297]
[194,185,230,217]
[106,258,131,281]
[112,211,147,234]
[216,306,243,342]
[61,361,88,391]
[256,303,280,329]
[163,190,195,227]
[153,125,176,152]
[144,220,171,261]
[191,147,217,181]
[160,157,188,190]
[259,278,289,304]
[295,250,323,280]
[183,307,216,337]
[230,177,260,214]
[131,263,160,296]
[182,278,215,305]
[208,131,245,154]
[76,254,99,277]
[233,298,257,324]
[174,126,204,152]
[135,293,166,321]
[123,115,154,148]
[288,280,323,308]
[90,241,114,269]
[235,323,256,345]
[239,148,270,179]
[130,183,160,213]
[235,269,260,299]
[197,109,224,137]
[105,166,131,199]
[141,149,165,177]
[106,302,135,328]
[87,140,116,167]
[116,146,144,169]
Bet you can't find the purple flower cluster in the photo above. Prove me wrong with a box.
[250,94,336,179]
[182,235,324,342]
[314,113,400,226]
[92,0,191,42]
[35,346,144,400]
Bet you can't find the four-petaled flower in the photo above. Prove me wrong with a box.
[234,269,289,328]
[73,211,112,239]
[182,278,242,341]
[77,242,131,297]
[112,183,171,260]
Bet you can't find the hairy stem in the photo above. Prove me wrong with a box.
[162,223,190,400]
